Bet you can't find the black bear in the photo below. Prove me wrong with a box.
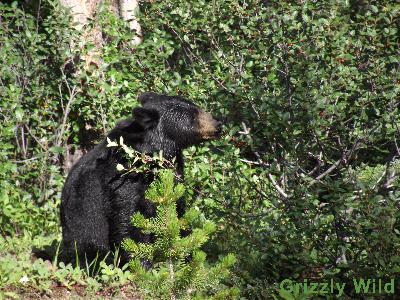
[60,92,222,266]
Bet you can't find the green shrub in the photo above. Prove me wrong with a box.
[0,1,77,235]
[126,1,399,298]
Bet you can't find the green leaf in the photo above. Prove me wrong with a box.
[15,109,24,122]
[49,146,64,154]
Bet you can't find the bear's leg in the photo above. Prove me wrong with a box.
[61,211,111,269]
[108,182,155,266]
[61,171,114,269]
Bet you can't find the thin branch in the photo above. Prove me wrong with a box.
[268,173,288,199]
[24,124,47,152]
[56,74,78,148]
[239,158,269,167]
[35,0,42,35]
[12,157,38,163]
[21,125,27,158]
[309,140,363,186]
[168,259,176,300]
[314,158,342,182]
[383,171,398,190]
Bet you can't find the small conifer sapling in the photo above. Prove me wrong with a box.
[122,170,238,300]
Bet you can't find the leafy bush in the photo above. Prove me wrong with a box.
[0,0,77,235]
[126,1,399,298]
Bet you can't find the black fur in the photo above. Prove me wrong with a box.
[58,92,221,266]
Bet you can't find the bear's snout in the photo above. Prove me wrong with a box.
[197,111,222,140]
[215,119,223,137]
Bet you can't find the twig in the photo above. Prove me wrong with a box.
[14,126,21,154]
[372,163,390,191]
[314,158,342,182]
[99,103,108,134]
[239,122,250,135]
[383,171,398,190]
[56,73,78,148]
[268,173,288,199]
[35,0,42,35]
[168,259,176,300]
[309,140,363,186]
[239,158,269,167]
[12,157,38,163]
[24,124,47,152]
[238,168,272,201]
[21,125,27,158]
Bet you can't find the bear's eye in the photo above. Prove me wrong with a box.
[189,117,196,127]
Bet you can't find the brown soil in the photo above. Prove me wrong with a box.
[2,283,142,300]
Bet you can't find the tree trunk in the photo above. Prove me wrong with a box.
[59,0,102,67]
[59,0,142,66]
[57,0,142,172]
[118,0,142,45]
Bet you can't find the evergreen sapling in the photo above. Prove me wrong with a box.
[122,169,238,300]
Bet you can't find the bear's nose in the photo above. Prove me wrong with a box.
[215,120,223,136]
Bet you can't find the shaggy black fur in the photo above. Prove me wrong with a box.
[59,92,222,266]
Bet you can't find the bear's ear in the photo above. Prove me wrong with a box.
[138,92,159,106]
[108,119,145,142]
[132,107,159,130]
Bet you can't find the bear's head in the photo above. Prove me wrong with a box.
[109,92,222,159]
